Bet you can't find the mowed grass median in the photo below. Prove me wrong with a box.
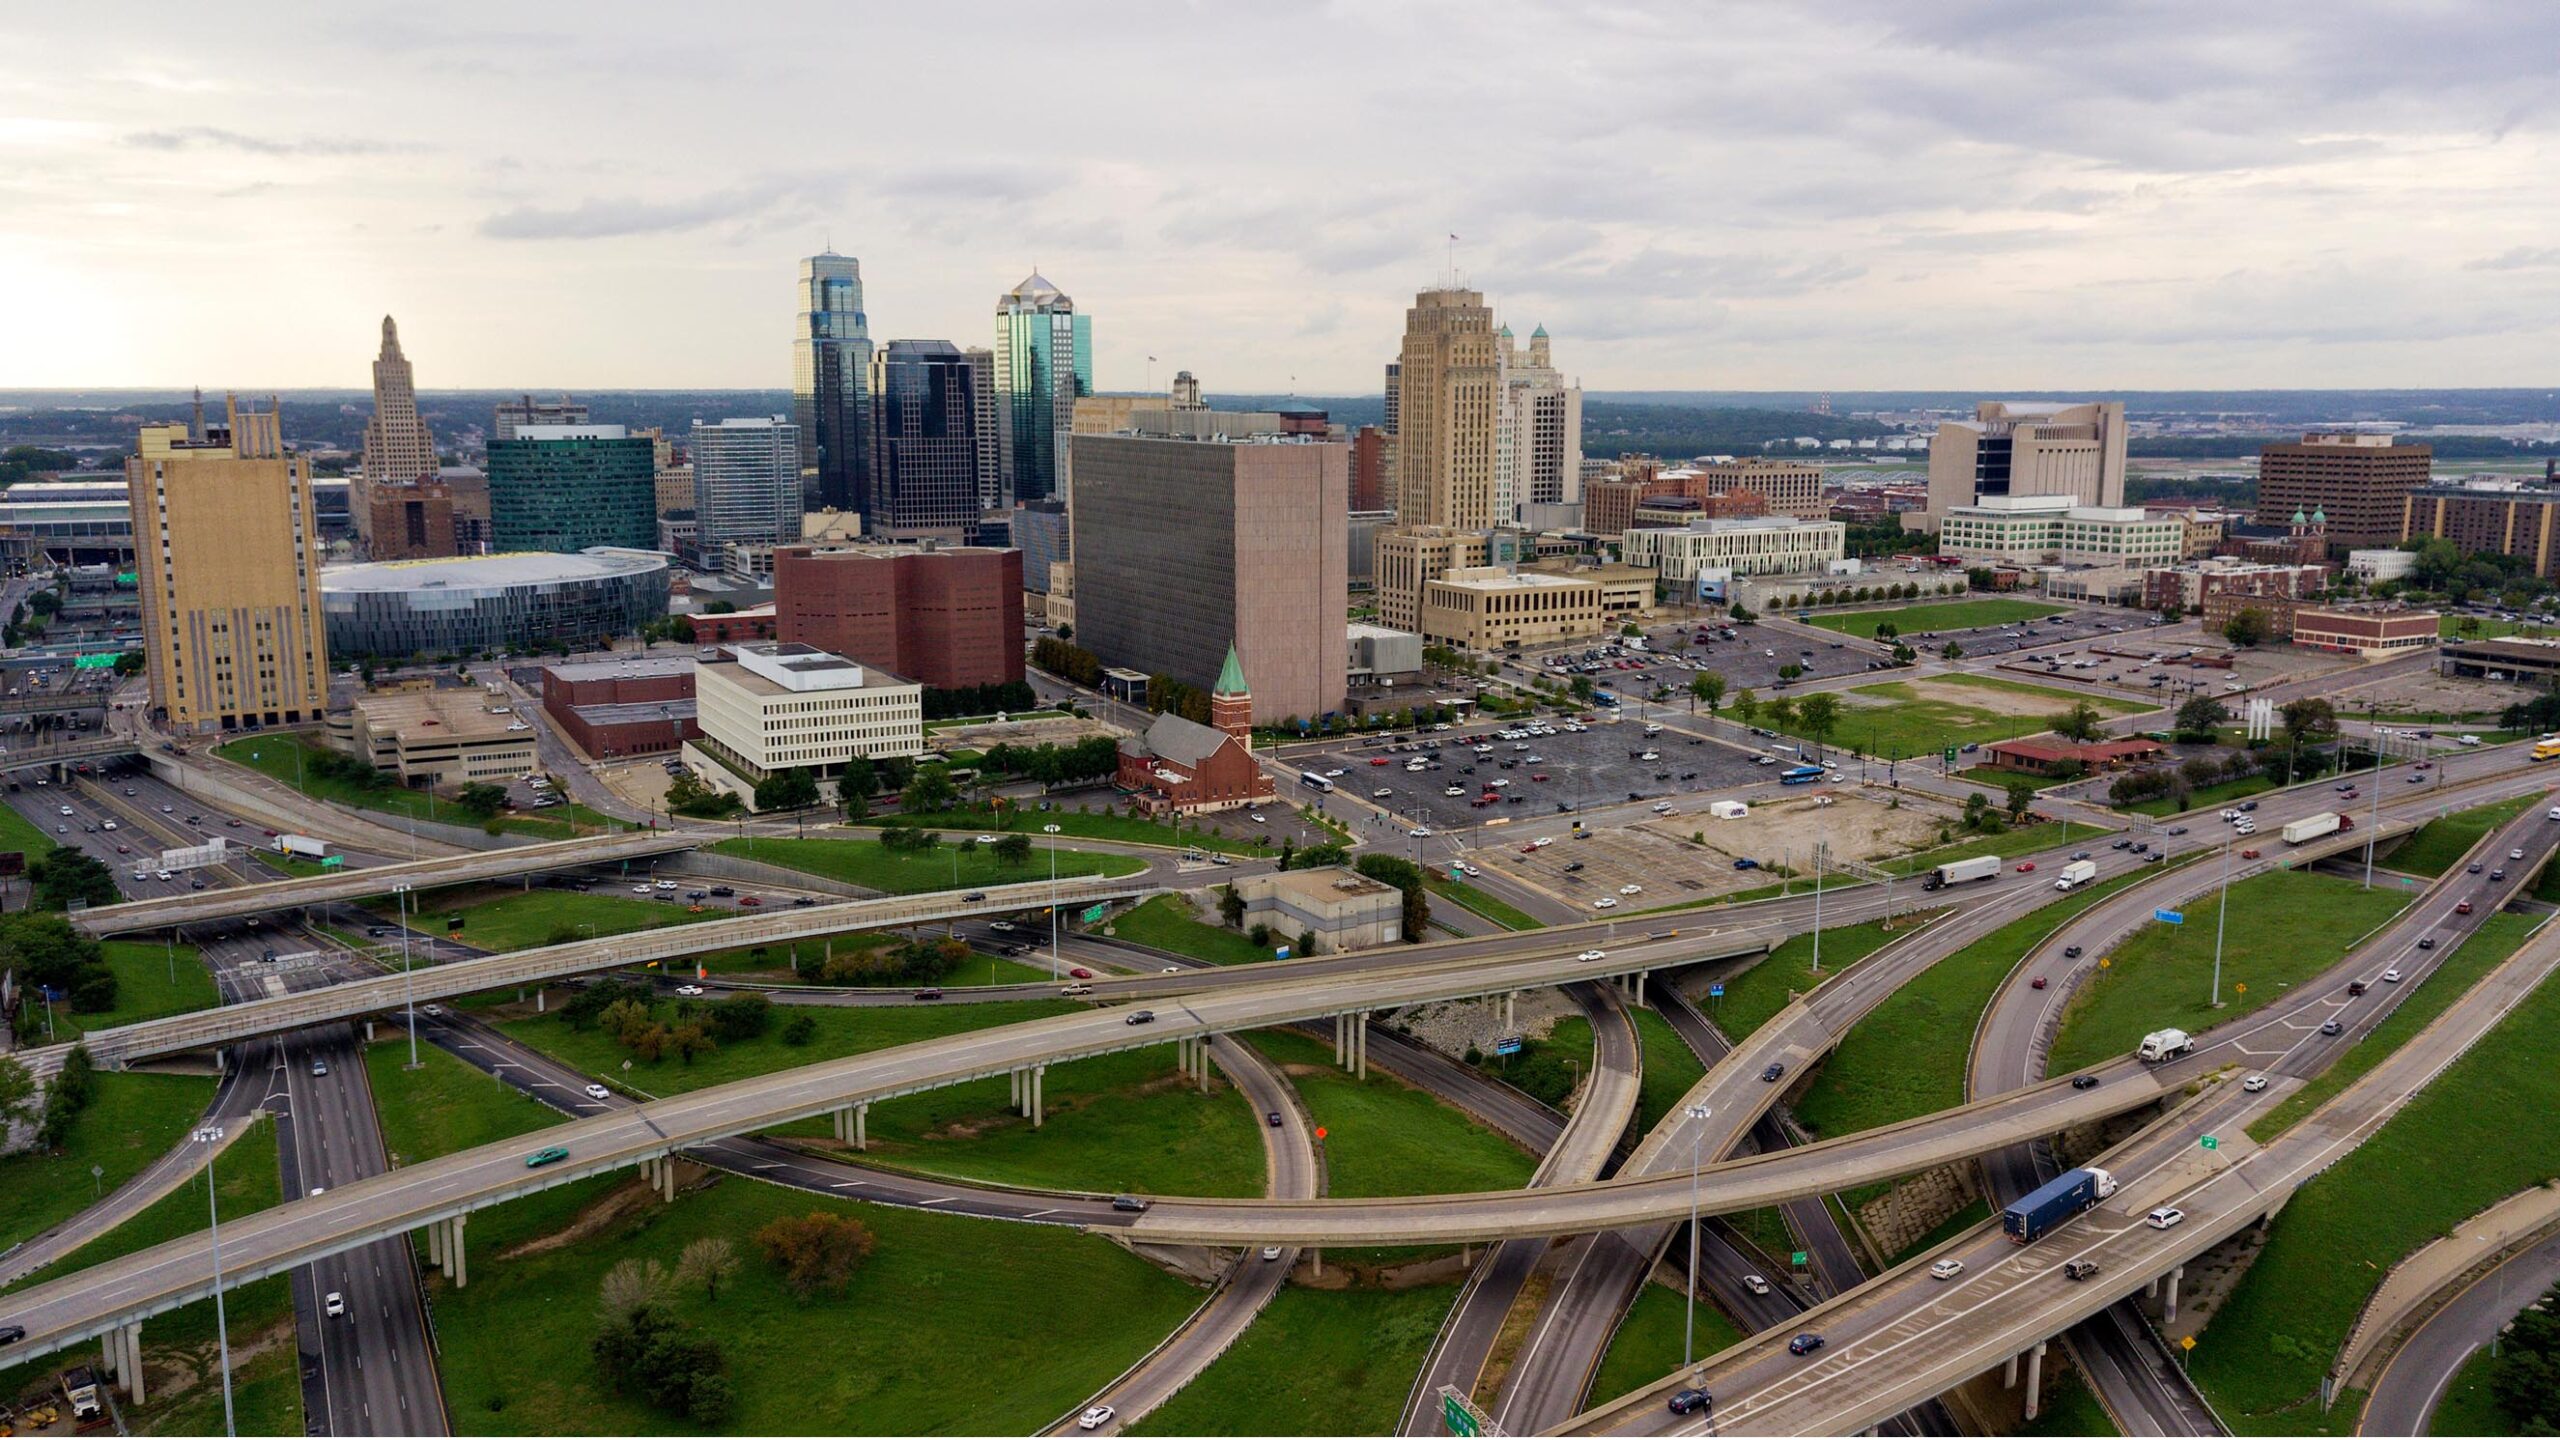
[1807,673,2142,758]
[2382,793,2539,877]
[0,1070,215,1253]
[712,833,1146,894]
[1127,1282,1459,1436]
[1801,598,2067,639]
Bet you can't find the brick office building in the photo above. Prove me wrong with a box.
[772,543,1024,692]
[540,655,699,758]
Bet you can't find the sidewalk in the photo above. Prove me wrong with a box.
[2341,1180,2560,1386]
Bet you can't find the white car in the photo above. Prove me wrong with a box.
[632,884,653,894]
[1078,1405,1117,1431]
[2242,1074,2268,1092]
[674,984,705,997]
[1250,813,1268,824]
[1741,1273,1772,1295]
[1373,788,1393,798]
[1651,802,1674,814]
[1458,863,1481,878]
[55,805,71,816]
[584,1083,612,1100]
[1928,1259,1965,1282]
[324,1291,346,1318]
[2145,1206,2186,1230]
[1531,837,1554,848]
[654,879,679,890]
[156,869,174,881]
[1324,768,1345,778]
[1618,883,1643,896]
[1260,1244,1284,1262]
[1577,949,1608,962]
[1592,896,1619,909]
[1407,827,1432,838]
[1445,785,1466,797]
[100,819,115,831]
[976,834,999,844]
[2382,968,2404,983]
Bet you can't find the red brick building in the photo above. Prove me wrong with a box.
[1983,737,2166,776]
[692,604,777,645]
[540,655,699,758]
[1349,425,1389,512]
[773,544,1024,692]
[1116,646,1275,815]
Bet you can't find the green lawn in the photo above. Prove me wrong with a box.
[2045,870,2415,1075]
[1881,820,2103,877]
[1423,872,1545,930]
[367,1036,565,1163]
[711,834,1145,894]
[0,1070,215,1254]
[2187,939,2560,1433]
[2439,614,2551,641]
[49,939,219,1038]
[1793,866,2189,1144]
[1108,893,1284,965]
[430,1171,1201,1436]
[2022,1367,2121,1437]
[1245,1030,1536,1198]
[1589,1276,1748,1403]
[1630,1006,1708,1133]
[856,804,1273,856]
[1801,598,2067,639]
[212,733,589,839]
[1807,673,2143,758]
[2426,1347,2507,1436]
[2385,795,2540,878]
[0,795,59,865]
[2249,911,2541,1142]
[1128,1283,1459,1436]
[502,997,1080,1099]
[368,887,721,953]
[1705,917,1922,1042]
[2123,772,2277,817]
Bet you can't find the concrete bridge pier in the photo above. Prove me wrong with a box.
[1333,1013,1349,1067]
[1502,991,1517,1030]
[1031,1065,1046,1128]
[103,1322,143,1402]
[2002,1352,2018,1388]
[427,1215,445,1269]
[439,1214,468,1287]
[1355,1011,1371,1079]
[2163,1263,2184,1323]
[1010,1068,1024,1110]
[2023,1339,2049,1421]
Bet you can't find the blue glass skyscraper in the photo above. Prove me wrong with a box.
[793,251,874,514]
[994,272,1091,504]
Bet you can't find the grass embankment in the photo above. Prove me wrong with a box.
[1801,599,2067,639]
[1881,820,2096,876]
[2021,1368,2121,1437]
[0,798,58,864]
[1630,1007,1707,1133]
[1108,893,1282,965]
[2123,773,2277,817]
[856,804,1272,855]
[2187,942,2560,1434]
[1589,1277,1748,1402]
[367,887,719,952]
[1808,673,2143,757]
[50,940,218,1038]
[1704,917,1921,1042]
[2384,794,2539,878]
[212,733,592,838]
[710,834,1145,894]
[428,1170,1200,1436]
[1423,872,1544,930]
[2045,869,2414,1075]
[0,1119,297,1437]
[1127,1283,1459,1436]
[1246,1029,1535,1198]
[0,1071,215,1253]
[2250,911,2542,1141]
[368,1037,565,1162]
[1793,867,2180,1144]
[503,998,1263,1197]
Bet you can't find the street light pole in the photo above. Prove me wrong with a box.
[196,1124,236,1438]
[1684,1101,1714,1375]
[2211,837,2233,1008]
[1044,823,1063,981]
[394,882,418,1067]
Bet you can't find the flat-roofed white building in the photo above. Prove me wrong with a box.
[330,690,538,789]
[1937,495,2181,568]
[686,641,922,806]
[1620,515,1846,584]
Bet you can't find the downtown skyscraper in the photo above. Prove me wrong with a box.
[793,251,875,514]
[869,340,994,540]
[360,314,439,550]
[1392,287,1499,528]
[690,416,803,549]
[994,272,1091,504]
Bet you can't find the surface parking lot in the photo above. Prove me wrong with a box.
[1896,604,2162,660]
[1292,712,1776,839]
[1498,622,1884,699]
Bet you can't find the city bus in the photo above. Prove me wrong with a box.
[1780,764,1827,785]
[1299,772,1334,792]
[2532,735,2560,763]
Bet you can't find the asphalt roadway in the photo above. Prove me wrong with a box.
[2362,1224,2560,1435]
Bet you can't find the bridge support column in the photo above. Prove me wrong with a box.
[855,1102,867,1151]
[1198,1037,1213,1094]
[1503,991,1517,1030]
[2023,1340,2047,1422]
[2164,1264,2184,1323]
[1032,1066,1046,1128]
[363,1020,374,1042]
[1637,970,1648,1007]
[2002,1352,2018,1388]
[536,988,546,1012]
[428,1215,445,1268]
[1010,1068,1022,1107]
[1333,1013,1347,1067]
[662,1154,678,1202]
[448,1215,468,1288]
[1356,1012,1370,1079]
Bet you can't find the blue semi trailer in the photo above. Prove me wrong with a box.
[2002,1166,2118,1243]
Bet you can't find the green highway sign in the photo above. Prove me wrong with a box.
[1943,747,1958,766]
[1791,1251,1809,1267]
[1439,1387,1490,1437]
[1080,903,1109,923]
[2200,1135,2219,1151]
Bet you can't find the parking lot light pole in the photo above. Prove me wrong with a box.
[1044,823,1063,980]
[1684,1102,1714,1375]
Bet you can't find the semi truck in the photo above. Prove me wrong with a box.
[2282,812,2350,845]
[2003,1166,2118,1243]
[2052,859,2098,891]
[273,833,331,860]
[1922,855,2002,891]
[2137,1027,2194,1062]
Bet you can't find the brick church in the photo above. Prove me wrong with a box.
[1115,645,1277,816]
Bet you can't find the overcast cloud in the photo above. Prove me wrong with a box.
[3,0,2555,391]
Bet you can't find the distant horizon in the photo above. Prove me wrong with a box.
[6,385,2555,404]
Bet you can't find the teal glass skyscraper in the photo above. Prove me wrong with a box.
[486,425,656,553]
[994,272,1091,504]
[794,251,874,513]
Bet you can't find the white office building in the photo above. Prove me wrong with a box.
[690,416,804,550]
[1619,515,1847,584]
[1936,495,2182,568]
[685,641,921,808]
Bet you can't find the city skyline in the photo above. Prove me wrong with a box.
[7,3,2558,393]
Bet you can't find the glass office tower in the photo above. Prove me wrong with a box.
[486,425,657,553]
[994,272,1092,504]
[793,252,875,514]
[868,340,988,539]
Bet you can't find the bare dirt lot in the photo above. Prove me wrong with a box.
[2348,667,2537,720]
[1468,791,1950,911]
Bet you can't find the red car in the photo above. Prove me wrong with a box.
[738,895,762,906]
[1369,757,1391,766]
[1531,773,1550,782]
[2241,848,2261,859]
[2016,862,2036,873]
[1522,845,1541,855]
[2031,976,2049,990]
[1069,966,1094,979]
[2456,900,2473,915]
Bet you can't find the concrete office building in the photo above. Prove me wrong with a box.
[1493,325,1582,517]
[1347,622,1425,690]
[793,251,875,513]
[686,641,922,806]
[995,272,1093,504]
[1582,478,1648,538]
[438,465,491,553]
[2400,482,2560,580]
[2258,433,2432,554]
[1073,420,1348,724]
[359,315,440,552]
[772,542,1024,692]
[1234,867,1404,953]
[1917,400,2127,531]
[868,340,992,539]
[321,549,670,659]
[689,416,802,549]
[1350,425,1390,512]
[1346,510,1394,589]
[1936,495,2181,568]
[333,689,536,788]
[493,394,589,442]
[1393,287,1500,530]
[1374,526,1488,634]
[128,399,330,734]
[2290,605,2438,657]
[364,480,458,561]
[1015,497,1069,598]
[1419,566,1605,652]
[1621,515,1848,584]
[654,463,695,518]
[486,424,656,554]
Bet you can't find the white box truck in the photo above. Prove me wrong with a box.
[1923,855,2003,892]
[2137,1028,2194,1063]
[2053,859,2098,891]
[2281,812,2342,845]
[274,833,331,860]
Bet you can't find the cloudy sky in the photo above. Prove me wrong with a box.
[5,1,2556,393]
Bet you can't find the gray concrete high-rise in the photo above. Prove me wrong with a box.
[793,251,875,514]
[689,416,802,549]
[494,394,589,442]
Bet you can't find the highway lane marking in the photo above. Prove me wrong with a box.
[1024,1207,1060,1219]
[915,1197,952,1207]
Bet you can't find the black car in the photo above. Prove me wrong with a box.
[708,885,735,896]
[1125,1010,1156,1026]
[1265,1111,1284,1128]
[963,891,987,901]
[0,1323,22,1345]
[2063,945,2083,959]
[791,896,816,907]
[913,987,943,1000]
[2111,839,2133,850]
[2071,1075,2100,1090]
[2418,937,2436,950]
[1788,1333,1826,1356]
[1761,1063,1786,1083]
[1667,1388,1712,1416]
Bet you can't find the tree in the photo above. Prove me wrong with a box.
[780,1012,818,1046]
[1690,671,1726,717]
[753,766,819,812]
[1354,853,1430,942]
[753,1211,878,1297]
[902,764,958,815]
[992,831,1033,867]
[2004,780,2036,824]
[837,755,879,817]
[1764,695,1797,731]
[455,782,509,818]
[664,771,740,819]
[2173,695,2229,740]
[0,1054,35,1142]
[1940,641,1965,661]
[1216,884,1246,929]
[675,1236,741,1302]
[28,850,116,912]
[666,1022,716,1065]
[2279,696,2339,748]
[2222,606,2271,649]
[1777,662,1805,682]
[1962,791,1992,831]
[708,993,770,1043]
[1872,620,1898,641]
[1731,689,1760,726]
[1796,693,1840,749]
[597,1258,670,1319]
[2053,700,2106,743]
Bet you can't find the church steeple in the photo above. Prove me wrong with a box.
[1210,643,1253,743]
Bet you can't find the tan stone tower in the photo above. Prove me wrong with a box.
[1392,287,1499,529]
[359,314,439,549]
